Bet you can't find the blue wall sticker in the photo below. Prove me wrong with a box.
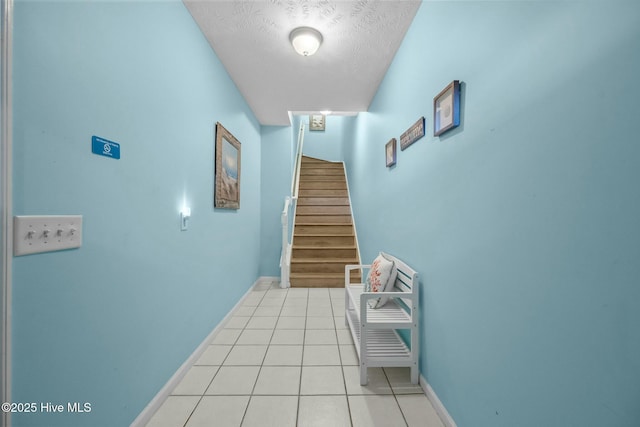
[92,135,120,159]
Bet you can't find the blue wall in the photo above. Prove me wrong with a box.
[300,115,354,162]
[345,1,640,426]
[12,1,261,425]
[259,125,292,277]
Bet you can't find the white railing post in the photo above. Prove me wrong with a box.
[280,197,290,288]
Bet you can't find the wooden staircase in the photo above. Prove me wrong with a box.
[290,156,360,287]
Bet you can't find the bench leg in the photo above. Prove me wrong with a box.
[410,365,419,384]
[360,364,368,386]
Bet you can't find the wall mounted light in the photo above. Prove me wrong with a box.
[180,207,191,231]
[289,27,323,56]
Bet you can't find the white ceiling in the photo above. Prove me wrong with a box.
[183,0,422,126]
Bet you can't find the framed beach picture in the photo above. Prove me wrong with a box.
[434,80,461,136]
[385,138,397,167]
[214,122,241,209]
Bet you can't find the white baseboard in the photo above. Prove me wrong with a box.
[256,276,279,285]
[129,277,268,427]
[420,374,457,427]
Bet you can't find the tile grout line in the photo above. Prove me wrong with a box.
[330,288,355,427]
[183,320,247,426]
[189,316,245,392]
[380,341,413,427]
[187,281,271,427]
[240,280,284,426]
[248,282,286,397]
[294,287,310,426]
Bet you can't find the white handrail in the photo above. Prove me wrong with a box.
[280,122,305,288]
[342,162,362,266]
[291,121,305,198]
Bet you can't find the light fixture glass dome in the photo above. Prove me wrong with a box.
[289,27,323,56]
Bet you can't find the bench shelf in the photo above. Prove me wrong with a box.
[344,253,419,385]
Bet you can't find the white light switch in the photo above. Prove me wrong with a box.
[14,215,83,256]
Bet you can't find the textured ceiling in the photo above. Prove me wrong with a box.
[183,0,422,125]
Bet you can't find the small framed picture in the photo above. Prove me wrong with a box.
[434,80,461,136]
[385,138,397,167]
[309,114,325,131]
[400,117,426,151]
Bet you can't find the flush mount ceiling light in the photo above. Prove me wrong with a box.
[289,26,323,56]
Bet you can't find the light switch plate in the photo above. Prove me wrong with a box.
[14,215,83,256]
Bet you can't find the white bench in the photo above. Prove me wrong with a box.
[344,252,419,385]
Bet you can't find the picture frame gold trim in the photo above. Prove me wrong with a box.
[214,122,241,209]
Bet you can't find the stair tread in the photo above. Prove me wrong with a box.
[301,156,335,162]
[291,257,359,263]
[295,215,351,217]
[295,222,352,226]
[293,232,354,236]
[299,179,346,182]
[290,272,346,278]
[297,207,351,213]
[293,235,354,239]
[296,213,351,217]
[295,219,352,222]
[293,244,357,248]
[295,216,352,219]
[297,194,348,197]
[300,166,344,169]
[296,225,352,227]
[297,200,349,202]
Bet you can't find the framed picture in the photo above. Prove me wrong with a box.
[400,117,425,150]
[214,122,241,209]
[434,80,461,136]
[385,138,397,167]
[309,114,326,131]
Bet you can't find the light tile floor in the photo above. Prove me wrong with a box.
[146,282,445,427]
